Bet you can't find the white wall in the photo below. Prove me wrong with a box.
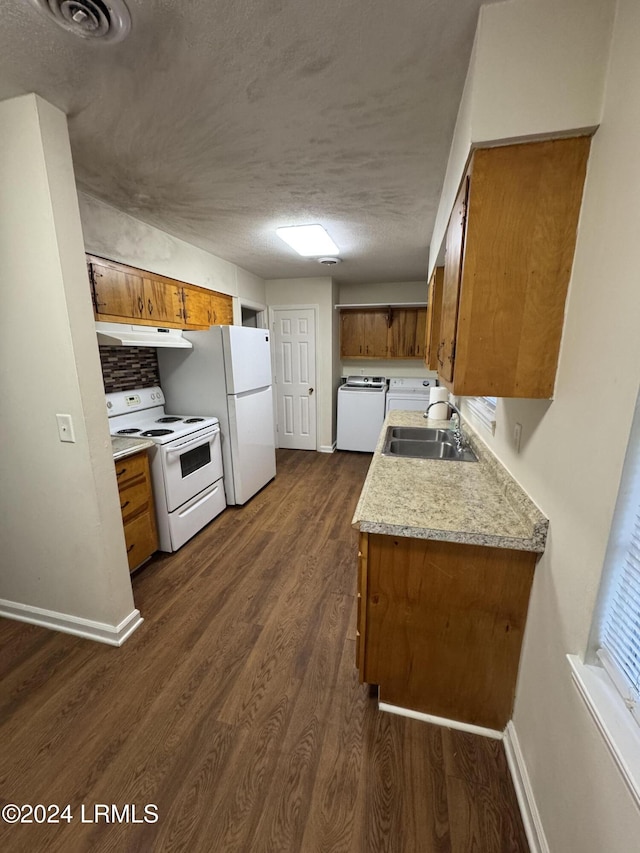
[265,277,335,451]
[449,0,640,848]
[428,0,615,277]
[78,192,266,306]
[0,95,137,636]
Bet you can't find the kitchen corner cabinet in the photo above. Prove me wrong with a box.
[437,136,591,398]
[340,307,426,359]
[424,266,444,370]
[88,254,233,331]
[115,450,158,572]
[357,532,537,731]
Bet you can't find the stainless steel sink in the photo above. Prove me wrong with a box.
[389,426,453,442]
[381,426,478,462]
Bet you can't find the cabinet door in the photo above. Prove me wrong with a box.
[425,267,444,369]
[210,293,233,325]
[414,308,427,359]
[389,308,420,357]
[182,286,212,328]
[439,175,469,383]
[143,277,184,325]
[91,261,146,320]
[340,311,365,357]
[363,310,389,357]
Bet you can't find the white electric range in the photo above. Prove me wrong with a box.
[106,386,226,552]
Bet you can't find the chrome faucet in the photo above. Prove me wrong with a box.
[423,400,465,451]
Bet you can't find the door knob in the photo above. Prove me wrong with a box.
[308,387,314,395]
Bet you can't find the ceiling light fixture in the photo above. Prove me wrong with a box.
[27,0,132,43]
[276,224,339,257]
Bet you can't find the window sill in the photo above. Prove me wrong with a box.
[568,654,640,807]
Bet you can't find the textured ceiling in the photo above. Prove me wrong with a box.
[0,0,496,284]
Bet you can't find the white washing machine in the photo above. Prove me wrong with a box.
[385,377,438,414]
[337,376,387,452]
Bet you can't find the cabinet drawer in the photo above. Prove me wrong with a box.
[119,477,152,523]
[123,512,157,572]
[115,452,147,489]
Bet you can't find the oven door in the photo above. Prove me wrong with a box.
[160,426,223,512]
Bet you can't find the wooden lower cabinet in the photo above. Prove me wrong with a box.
[357,531,537,730]
[115,450,158,572]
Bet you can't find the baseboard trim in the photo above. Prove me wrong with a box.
[503,721,549,853]
[319,442,336,453]
[378,701,504,740]
[0,599,143,647]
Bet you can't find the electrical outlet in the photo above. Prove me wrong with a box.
[513,422,522,453]
[56,413,76,443]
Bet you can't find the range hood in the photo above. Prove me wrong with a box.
[96,322,193,349]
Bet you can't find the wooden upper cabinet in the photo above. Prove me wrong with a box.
[182,286,212,328]
[90,261,146,321]
[425,267,444,370]
[88,254,232,331]
[210,293,233,325]
[340,311,365,357]
[438,136,591,398]
[439,177,469,384]
[143,276,184,325]
[414,307,427,359]
[340,307,427,359]
[363,310,390,357]
[389,308,418,357]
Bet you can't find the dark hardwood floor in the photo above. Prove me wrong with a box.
[0,449,529,852]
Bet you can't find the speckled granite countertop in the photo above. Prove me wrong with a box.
[111,436,155,461]
[352,411,548,552]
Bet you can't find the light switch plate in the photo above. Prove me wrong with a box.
[56,413,76,443]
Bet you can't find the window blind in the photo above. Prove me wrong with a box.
[598,507,640,724]
[595,395,640,726]
[465,396,497,434]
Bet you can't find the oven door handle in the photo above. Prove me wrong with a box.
[165,428,219,458]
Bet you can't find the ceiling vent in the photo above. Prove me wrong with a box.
[317,257,341,266]
[27,0,131,43]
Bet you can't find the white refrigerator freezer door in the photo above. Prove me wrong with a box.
[227,386,276,504]
[222,326,273,394]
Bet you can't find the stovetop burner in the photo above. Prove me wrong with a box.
[140,428,175,437]
[117,428,142,435]
[156,416,183,423]
[184,417,205,423]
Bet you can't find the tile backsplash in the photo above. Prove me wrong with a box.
[99,346,160,393]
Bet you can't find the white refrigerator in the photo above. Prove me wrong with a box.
[158,326,276,505]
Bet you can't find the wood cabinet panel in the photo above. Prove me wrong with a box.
[91,263,146,320]
[358,532,537,730]
[388,308,417,357]
[363,310,389,357]
[115,450,157,573]
[211,292,233,325]
[438,136,591,398]
[124,512,158,572]
[181,285,211,328]
[340,312,365,357]
[340,307,427,359]
[425,267,444,370]
[88,253,232,331]
[414,307,427,359]
[143,277,184,325]
[439,178,469,383]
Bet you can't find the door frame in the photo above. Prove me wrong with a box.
[269,304,320,451]
[239,298,268,329]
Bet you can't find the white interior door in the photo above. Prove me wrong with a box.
[272,308,317,450]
